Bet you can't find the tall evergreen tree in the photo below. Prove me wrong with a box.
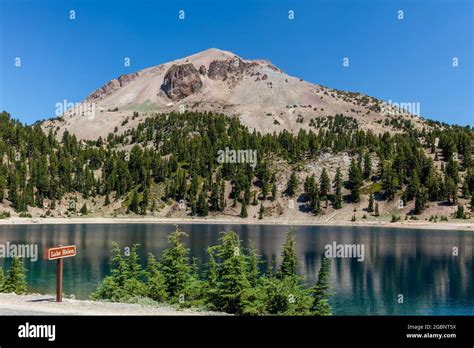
[311,257,332,315]
[348,159,362,203]
[363,152,372,180]
[196,191,209,216]
[160,227,192,300]
[286,172,298,197]
[333,167,343,209]
[367,191,374,213]
[319,169,330,199]
[278,228,298,278]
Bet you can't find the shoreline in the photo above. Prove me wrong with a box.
[0,216,472,231]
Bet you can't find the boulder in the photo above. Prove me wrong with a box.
[161,64,203,100]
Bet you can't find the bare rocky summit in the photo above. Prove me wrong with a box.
[42,48,426,140]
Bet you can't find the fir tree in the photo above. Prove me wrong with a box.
[363,152,372,180]
[4,257,27,294]
[212,231,253,314]
[160,227,192,300]
[278,228,298,278]
[271,182,277,201]
[286,172,298,197]
[311,257,332,315]
[129,191,140,214]
[196,191,209,216]
[367,191,374,212]
[140,187,149,215]
[414,188,428,215]
[455,203,465,219]
[146,253,168,302]
[348,158,363,203]
[319,169,330,199]
[240,201,248,218]
[251,191,258,206]
[0,268,4,292]
[381,161,398,201]
[333,167,343,209]
[258,203,264,220]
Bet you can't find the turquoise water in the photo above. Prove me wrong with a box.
[0,223,473,315]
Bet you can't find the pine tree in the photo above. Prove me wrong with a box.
[189,194,197,216]
[455,203,465,219]
[333,167,343,209]
[319,169,330,199]
[212,231,252,314]
[146,253,168,302]
[127,244,143,280]
[312,190,321,215]
[311,257,332,315]
[251,191,258,206]
[286,172,298,197]
[258,203,264,220]
[210,181,219,211]
[367,192,374,213]
[0,174,6,202]
[348,159,362,203]
[160,227,192,299]
[109,242,129,289]
[240,201,248,218]
[445,177,457,204]
[271,182,277,201]
[219,180,226,211]
[80,203,88,215]
[4,257,27,294]
[104,194,110,206]
[374,202,380,216]
[0,268,5,292]
[140,187,149,215]
[205,247,218,295]
[196,191,209,216]
[246,243,260,288]
[129,191,140,214]
[414,188,428,215]
[363,152,372,180]
[278,228,298,278]
[304,175,316,201]
[381,161,398,201]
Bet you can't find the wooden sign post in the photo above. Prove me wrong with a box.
[47,245,77,302]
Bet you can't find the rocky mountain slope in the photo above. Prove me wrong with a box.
[41,48,425,140]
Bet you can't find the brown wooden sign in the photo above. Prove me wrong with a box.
[47,245,77,302]
[47,245,76,260]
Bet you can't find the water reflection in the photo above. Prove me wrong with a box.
[0,224,472,315]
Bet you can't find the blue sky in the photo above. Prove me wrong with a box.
[1,0,473,126]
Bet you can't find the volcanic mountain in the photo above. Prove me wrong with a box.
[42,48,424,140]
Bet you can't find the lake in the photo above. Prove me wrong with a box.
[0,223,473,315]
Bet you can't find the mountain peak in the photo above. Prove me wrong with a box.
[43,49,427,141]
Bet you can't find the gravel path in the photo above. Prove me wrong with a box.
[0,293,223,316]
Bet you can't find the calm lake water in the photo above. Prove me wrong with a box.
[0,223,473,315]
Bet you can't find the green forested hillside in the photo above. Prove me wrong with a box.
[0,110,473,219]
